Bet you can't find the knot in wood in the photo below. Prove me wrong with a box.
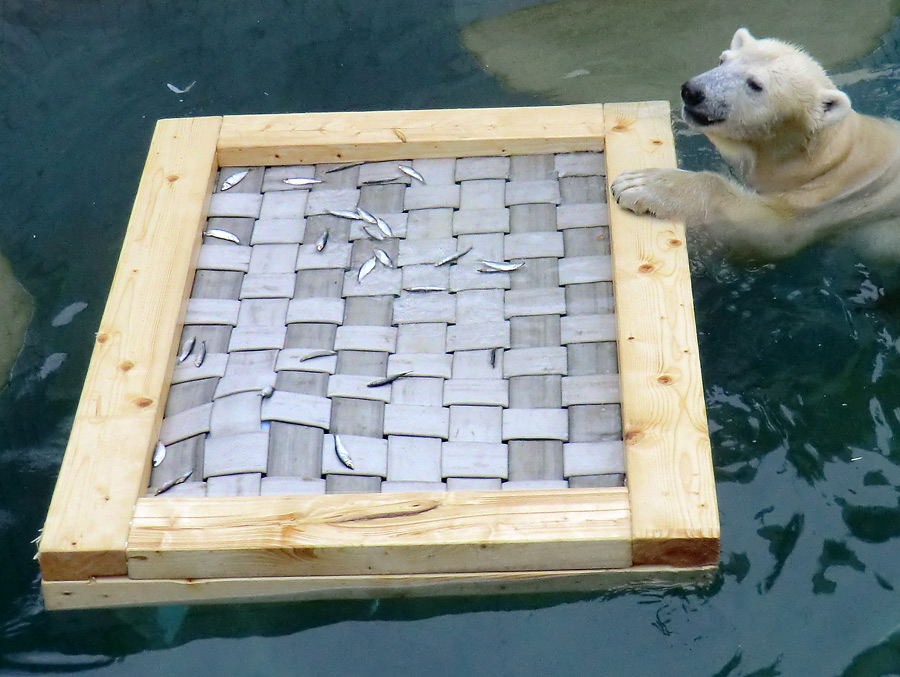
[638,263,655,274]
[133,397,154,408]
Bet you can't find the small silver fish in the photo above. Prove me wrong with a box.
[260,385,275,399]
[282,177,322,187]
[204,229,241,244]
[316,229,329,251]
[167,81,196,94]
[373,248,393,267]
[298,349,337,362]
[363,224,386,241]
[358,256,378,282]
[356,206,377,224]
[152,441,167,468]
[480,260,525,272]
[434,246,473,267]
[177,336,195,363]
[194,340,207,367]
[398,165,426,183]
[361,177,400,185]
[490,347,500,368]
[367,371,411,387]
[404,286,448,293]
[334,434,354,469]
[374,216,394,238]
[327,209,363,220]
[154,469,193,496]
[325,162,365,173]
[220,170,249,191]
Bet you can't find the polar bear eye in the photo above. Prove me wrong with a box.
[746,77,764,93]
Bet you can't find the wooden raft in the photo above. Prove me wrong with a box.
[38,103,719,609]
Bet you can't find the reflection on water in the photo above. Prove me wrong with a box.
[2,1,900,675]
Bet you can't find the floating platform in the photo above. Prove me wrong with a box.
[39,103,719,609]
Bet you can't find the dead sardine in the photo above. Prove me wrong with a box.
[358,256,378,282]
[316,229,329,251]
[373,248,393,267]
[325,162,365,173]
[398,165,426,183]
[375,216,394,238]
[298,349,337,362]
[204,229,241,244]
[479,260,525,272]
[363,224,386,241]
[154,469,193,496]
[177,336,196,363]
[334,434,354,469]
[356,206,378,224]
[260,385,275,399]
[283,177,322,187]
[490,347,500,368]
[152,441,167,468]
[327,209,363,220]
[194,340,207,367]
[404,286,448,293]
[435,246,473,267]
[361,177,400,185]
[220,170,249,191]
[367,371,411,387]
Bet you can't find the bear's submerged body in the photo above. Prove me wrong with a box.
[611,29,900,261]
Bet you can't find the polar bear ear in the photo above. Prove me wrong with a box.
[815,89,852,127]
[730,28,757,51]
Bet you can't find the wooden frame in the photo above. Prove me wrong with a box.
[39,103,719,609]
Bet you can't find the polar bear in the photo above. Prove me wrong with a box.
[610,28,900,261]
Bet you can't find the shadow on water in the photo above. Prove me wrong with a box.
[3,0,900,675]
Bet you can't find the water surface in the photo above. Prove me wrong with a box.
[2,2,900,675]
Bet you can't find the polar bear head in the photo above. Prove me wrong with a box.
[681,28,852,142]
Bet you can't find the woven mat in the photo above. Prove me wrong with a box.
[149,153,625,497]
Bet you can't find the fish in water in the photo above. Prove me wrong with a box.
[398,165,426,183]
[282,177,322,187]
[367,371,411,387]
[316,229,329,251]
[479,260,525,272]
[194,340,207,367]
[358,256,378,282]
[154,469,193,496]
[203,229,241,244]
[356,206,378,224]
[298,349,337,362]
[220,170,249,191]
[334,434,354,469]
[152,441,167,468]
[373,248,393,267]
[177,336,195,363]
[327,209,363,220]
[167,81,196,94]
[434,246,473,267]
[375,216,394,238]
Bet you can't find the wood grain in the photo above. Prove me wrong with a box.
[217,105,605,166]
[126,489,631,579]
[603,101,719,566]
[42,565,717,610]
[39,117,222,580]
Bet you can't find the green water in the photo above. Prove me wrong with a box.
[2,1,900,674]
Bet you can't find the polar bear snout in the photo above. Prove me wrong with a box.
[681,80,705,107]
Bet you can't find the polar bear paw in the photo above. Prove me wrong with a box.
[610,168,690,220]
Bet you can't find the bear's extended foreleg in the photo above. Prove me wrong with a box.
[610,168,814,258]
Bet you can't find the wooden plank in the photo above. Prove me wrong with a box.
[604,101,719,566]
[217,105,605,166]
[43,565,718,610]
[126,489,631,579]
[39,117,222,581]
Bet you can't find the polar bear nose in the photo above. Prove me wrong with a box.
[681,81,705,107]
